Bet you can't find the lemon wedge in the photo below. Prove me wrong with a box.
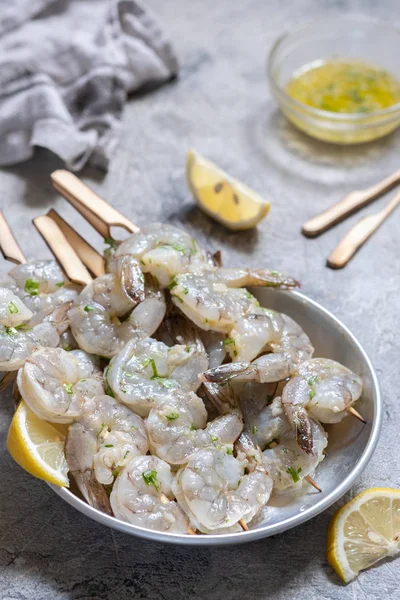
[7,401,69,487]
[186,149,271,230]
[327,488,400,582]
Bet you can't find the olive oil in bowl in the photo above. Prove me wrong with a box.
[286,60,400,115]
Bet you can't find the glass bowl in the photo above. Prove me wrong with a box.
[267,15,400,144]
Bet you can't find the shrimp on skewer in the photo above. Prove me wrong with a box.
[0,301,71,371]
[202,312,313,385]
[0,287,33,327]
[110,455,190,533]
[69,273,166,358]
[106,327,208,417]
[172,444,273,534]
[281,358,363,455]
[66,395,148,514]
[17,347,104,423]
[2,261,80,323]
[147,389,243,465]
[115,223,208,287]
[170,269,298,334]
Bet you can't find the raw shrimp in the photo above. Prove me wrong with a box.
[69,274,166,358]
[17,347,104,423]
[170,268,298,333]
[115,223,208,287]
[0,302,71,371]
[66,394,148,513]
[172,446,273,533]
[106,331,208,417]
[202,312,313,385]
[0,287,33,327]
[110,455,190,533]
[261,401,327,490]
[147,389,243,464]
[281,358,363,454]
[2,260,80,322]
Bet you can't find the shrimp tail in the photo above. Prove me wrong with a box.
[118,256,145,305]
[201,362,257,384]
[72,470,113,516]
[246,269,300,289]
[292,407,314,456]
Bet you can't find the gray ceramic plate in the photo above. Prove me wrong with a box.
[49,289,382,545]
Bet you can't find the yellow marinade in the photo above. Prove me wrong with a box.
[286,60,400,114]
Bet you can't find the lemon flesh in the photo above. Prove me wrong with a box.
[7,401,69,487]
[186,149,270,230]
[327,488,400,582]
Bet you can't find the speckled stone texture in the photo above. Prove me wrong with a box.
[0,0,399,598]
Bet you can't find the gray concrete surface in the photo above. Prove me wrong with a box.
[1,0,400,598]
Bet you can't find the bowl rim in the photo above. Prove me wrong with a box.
[267,14,400,123]
[49,289,382,546]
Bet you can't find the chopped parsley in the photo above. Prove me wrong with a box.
[307,376,318,386]
[142,357,159,379]
[165,410,180,421]
[167,278,178,290]
[84,305,94,313]
[104,444,114,448]
[4,326,17,335]
[7,301,19,314]
[171,243,186,254]
[308,389,316,400]
[140,259,145,266]
[63,345,72,351]
[226,447,233,455]
[63,383,73,395]
[251,425,258,435]
[105,382,115,398]
[24,279,39,296]
[244,290,253,300]
[185,346,191,353]
[190,424,196,431]
[223,338,235,346]
[56,282,65,288]
[182,286,189,295]
[142,469,159,490]
[286,466,302,483]
[104,236,118,250]
[97,423,106,438]
[123,450,130,460]
[210,434,219,442]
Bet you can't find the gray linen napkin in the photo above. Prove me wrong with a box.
[0,0,177,170]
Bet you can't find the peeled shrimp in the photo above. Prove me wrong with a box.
[0,302,70,371]
[262,413,327,491]
[282,358,363,455]
[69,274,165,358]
[115,223,208,287]
[0,287,33,327]
[147,390,243,464]
[2,260,80,322]
[66,394,148,514]
[110,455,190,533]
[17,347,104,423]
[202,312,313,385]
[170,269,298,334]
[106,333,208,417]
[172,446,273,533]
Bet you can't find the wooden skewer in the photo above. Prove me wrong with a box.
[0,211,26,265]
[47,209,105,278]
[34,215,93,286]
[239,518,249,531]
[327,191,400,269]
[305,475,322,493]
[347,406,367,424]
[302,168,400,237]
[51,170,139,239]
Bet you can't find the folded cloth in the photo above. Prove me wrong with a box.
[0,0,177,170]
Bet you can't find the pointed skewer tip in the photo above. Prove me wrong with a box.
[347,406,367,424]
[305,475,322,493]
